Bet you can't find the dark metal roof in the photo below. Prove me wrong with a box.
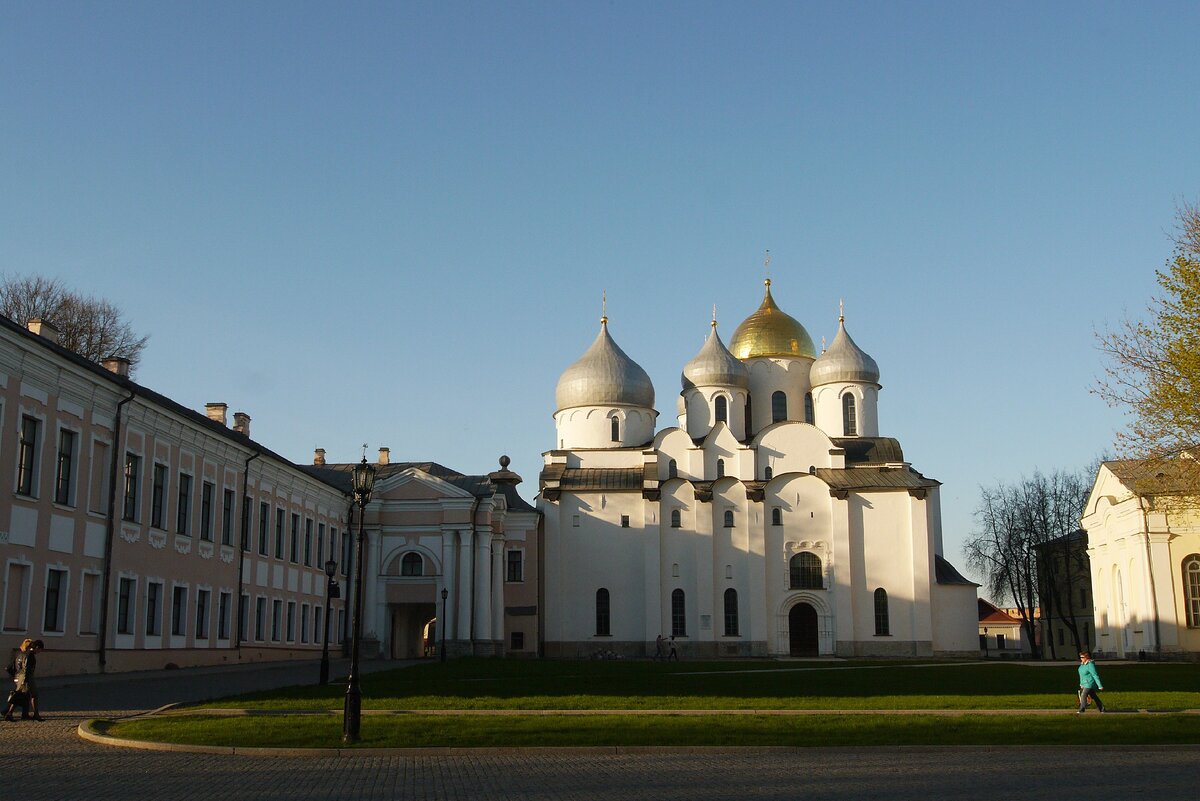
[935,555,977,586]
[559,468,645,491]
[813,465,939,491]
[831,437,906,465]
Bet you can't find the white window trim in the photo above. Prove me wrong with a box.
[41,563,70,637]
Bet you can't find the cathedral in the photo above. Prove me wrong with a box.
[539,279,978,658]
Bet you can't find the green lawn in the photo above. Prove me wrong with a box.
[98,659,1200,749]
[199,658,1200,711]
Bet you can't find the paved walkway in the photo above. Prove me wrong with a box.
[2,659,1197,800]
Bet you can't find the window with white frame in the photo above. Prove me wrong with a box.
[17,415,41,497]
[301,603,309,643]
[200,481,214,542]
[506,550,523,582]
[842,393,858,436]
[146,581,163,636]
[286,600,296,642]
[723,588,739,636]
[670,509,681,528]
[151,464,168,529]
[1185,555,1200,627]
[123,453,140,521]
[671,588,686,636]
[176,473,192,535]
[255,597,266,641]
[290,513,300,563]
[55,429,77,506]
[218,591,232,640]
[117,577,135,635]
[272,599,282,641]
[221,488,235,546]
[171,585,188,637]
[789,552,823,590]
[43,568,67,632]
[314,606,322,644]
[195,588,210,639]
[304,518,313,566]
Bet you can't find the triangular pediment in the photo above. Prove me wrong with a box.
[372,468,477,501]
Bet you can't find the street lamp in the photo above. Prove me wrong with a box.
[343,455,376,744]
[319,557,339,685]
[440,587,449,663]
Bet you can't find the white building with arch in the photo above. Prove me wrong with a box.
[539,281,978,658]
[1081,459,1200,658]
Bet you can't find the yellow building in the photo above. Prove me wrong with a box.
[1081,459,1200,659]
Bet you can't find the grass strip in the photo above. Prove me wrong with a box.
[102,713,1200,749]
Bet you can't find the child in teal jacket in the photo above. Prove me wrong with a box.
[1077,652,1104,713]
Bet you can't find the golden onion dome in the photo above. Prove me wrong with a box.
[729,279,816,360]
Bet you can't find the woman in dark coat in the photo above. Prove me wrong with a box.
[5,639,43,721]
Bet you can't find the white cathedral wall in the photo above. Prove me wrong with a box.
[683,388,748,441]
[754,423,841,478]
[811,383,879,438]
[765,475,835,655]
[554,405,657,450]
[543,491,652,652]
[746,358,813,435]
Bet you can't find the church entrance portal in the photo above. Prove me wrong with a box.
[390,602,437,659]
[789,603,818,657]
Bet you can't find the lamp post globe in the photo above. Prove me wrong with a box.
[343,455,376,744]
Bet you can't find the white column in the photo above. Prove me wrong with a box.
[457,530,473,640]
[474,530,493,642]
[491,536,504,645]
[441,531,456,641]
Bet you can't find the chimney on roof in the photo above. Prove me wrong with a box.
[314,448,326,466]
[378,447,390,465]
[232,412,251,438]
[101,357,131,377]
[205,403,228,426]
[27,318,60,344]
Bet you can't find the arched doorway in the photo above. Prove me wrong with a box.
[789,603,818,657]
[390,602,437,659]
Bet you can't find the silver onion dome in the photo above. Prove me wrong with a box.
[555,318,655,411]
[682,322,749,390]
[810,314,880,388]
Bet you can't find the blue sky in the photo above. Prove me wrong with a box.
[3,2,1198,585]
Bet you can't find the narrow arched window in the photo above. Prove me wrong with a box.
[804,392,814,424]
[715,396,727,424]
[671,588,686,636]
[611,415,620,442]
[842,393,857,436]
[745,397,753,430]
[595,588,610,636]
[789,552,822,589]
[771,508,782,526]
[400,552,423,576]
[771,391,787,424]
[723,509,734,528]
[668,459,678,479]
[670,509,681,528]
[723,588,739,636]
[764,466,773,480]
[874,588,890,636]
[1184,555,1200,627]
[716,459,725,478]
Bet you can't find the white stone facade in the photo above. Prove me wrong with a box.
[539,283,978,658]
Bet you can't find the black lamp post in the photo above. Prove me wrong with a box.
[440,587,449,663]
[319,557,339,685]
[343,455,376,744]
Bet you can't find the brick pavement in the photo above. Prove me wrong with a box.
[1,659,1197,800]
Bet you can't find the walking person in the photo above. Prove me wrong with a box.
[667,635,678,662]
[654,634,665,661]
[1077,651,1104,714]
[4,638,39,721]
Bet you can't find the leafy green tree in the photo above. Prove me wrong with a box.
[1096,202,1200,472]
